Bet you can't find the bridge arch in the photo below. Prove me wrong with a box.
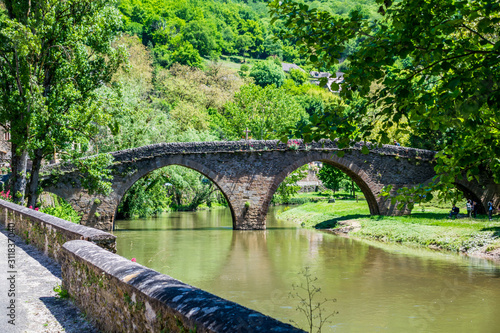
[262,152,381,219]
[454,179,487,214]
[113,156,237,229]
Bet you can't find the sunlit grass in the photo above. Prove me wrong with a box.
[278,199,500,254]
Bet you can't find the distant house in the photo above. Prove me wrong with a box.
[309,71,331,78]
[310,71,344,93]
[297,162,325,192]
[0,127,10,167]
[282,62,306,73]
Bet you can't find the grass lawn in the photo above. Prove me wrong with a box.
[203,56,261,73]
[277,199,500,256]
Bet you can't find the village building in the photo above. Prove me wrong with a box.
[310,71,344,93]
[281,62,306,73]
[297,162,325,192]
[0,127,11,167]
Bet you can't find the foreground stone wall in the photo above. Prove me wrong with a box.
[61,240,304,333]
[0,199,116,262]
[1,199,303,332]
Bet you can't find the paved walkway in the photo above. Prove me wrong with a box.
[0,226,98,333]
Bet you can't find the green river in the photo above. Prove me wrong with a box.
[114,207,500,332]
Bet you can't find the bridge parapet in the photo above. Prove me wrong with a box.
[106,139,436,162]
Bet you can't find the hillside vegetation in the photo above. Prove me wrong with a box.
[117,0,379,71]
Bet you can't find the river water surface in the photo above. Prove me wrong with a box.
[114,207,500,332]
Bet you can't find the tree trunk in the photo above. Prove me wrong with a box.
[10,144,28,205]
[27,149,43,209]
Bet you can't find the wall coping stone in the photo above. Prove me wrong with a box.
[63,240,305,332]
[0,199,115,245]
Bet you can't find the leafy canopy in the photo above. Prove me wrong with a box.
[270,0,500,204]
[0,0,127,205]
[249,59,286,87]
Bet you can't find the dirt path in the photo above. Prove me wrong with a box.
[0,226,98,333]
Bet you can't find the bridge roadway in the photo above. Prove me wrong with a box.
[42,140,499,231]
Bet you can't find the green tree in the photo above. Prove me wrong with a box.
[289,68,310,85]
[318,164,346,194]
[270,0,500,204]
[249,60,286,87]
[223,83,307,140]
[118,170,172,218]
[182,20,219,57]
[171,42,203,68]
[0,0,127,206]
[273,165,308,204]
[238,64,250,77]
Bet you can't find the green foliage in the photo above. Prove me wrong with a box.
[249,60,286,87]
[153,63,245,133]
[222,83,307,140]
[270,0,500,204]
[75,154,114,196]
[0,0,127,205]
[289,68,310,85]
[41,197,82,224]
[318,165,345,193]
[118,0,277,68]
[53,284,70,299]
[166,166,224,211]
[118,170,172,218]
[317,164,359,196]
[273,165,309,204]
[238,64,250,77]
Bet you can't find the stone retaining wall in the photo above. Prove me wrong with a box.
[61,240,304,333]
[0,199,116,263]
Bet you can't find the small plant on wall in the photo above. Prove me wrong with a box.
[287,140,300,151]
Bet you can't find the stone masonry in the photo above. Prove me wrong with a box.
[42,140,500,231]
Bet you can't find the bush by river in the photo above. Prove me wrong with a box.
[277,200,500,261]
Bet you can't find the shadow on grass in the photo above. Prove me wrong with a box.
[315,214,370,229]
[480,227,500,238]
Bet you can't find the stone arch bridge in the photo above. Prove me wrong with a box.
[42,140,500,231]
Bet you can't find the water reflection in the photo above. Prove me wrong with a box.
[114,207,500,332]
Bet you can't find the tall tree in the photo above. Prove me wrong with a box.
[270,0,500,203]
[249,59,286,87]
[0,0,127,206]
[223,83,307,140]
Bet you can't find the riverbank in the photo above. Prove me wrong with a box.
[277,200,500,261]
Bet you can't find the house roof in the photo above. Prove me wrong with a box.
[310,71,331,78]
[282,62,306,73]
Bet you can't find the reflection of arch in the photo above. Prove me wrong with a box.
[114,158,236,229]
[264,153,379,217]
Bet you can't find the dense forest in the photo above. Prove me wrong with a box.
[117,0,380,70]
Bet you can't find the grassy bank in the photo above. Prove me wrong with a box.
[277,200,500,259]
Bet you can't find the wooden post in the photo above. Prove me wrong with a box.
[244,128,251,140]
